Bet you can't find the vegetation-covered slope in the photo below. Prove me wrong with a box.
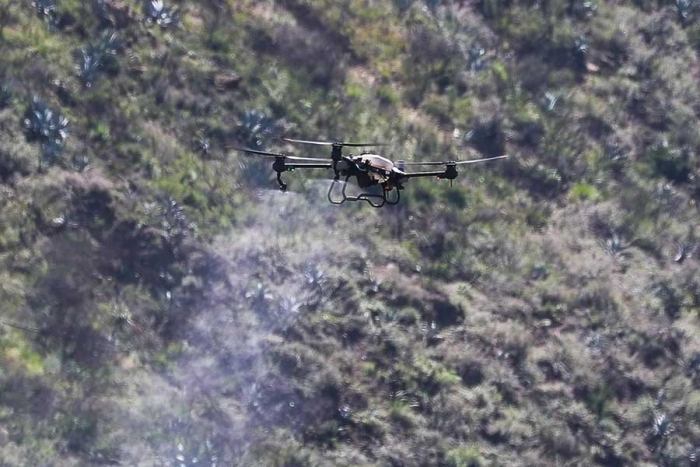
[1,0,700,465]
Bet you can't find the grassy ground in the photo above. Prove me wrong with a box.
[1,0,700,465]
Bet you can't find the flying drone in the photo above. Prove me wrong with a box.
[232,138,508,208]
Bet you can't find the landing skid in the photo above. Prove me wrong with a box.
[327,176,400,208]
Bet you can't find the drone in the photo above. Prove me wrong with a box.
[232,138,508,208]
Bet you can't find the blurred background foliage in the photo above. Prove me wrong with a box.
[1,0,700,465]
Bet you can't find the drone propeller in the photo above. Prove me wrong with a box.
[229,146,330,162]
[282,137,387,147]
[400,155,509,166]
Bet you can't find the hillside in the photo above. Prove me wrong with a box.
[1,0,700,466]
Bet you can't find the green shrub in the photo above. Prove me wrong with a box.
[446,445,484,467]
[442,188,468,209]
[642,141,691,183]
[479,0,505,19]
[0,123,39,181]
[465,118,507,158]
[524,204,552,229]
[569,182,600,201]
[503,7,548,53]
[377,84,399,107]
[585,384,613,420]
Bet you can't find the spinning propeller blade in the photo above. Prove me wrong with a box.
[229,147,330,162]
[229,146,283,157]
[282,137,387,147]
[401,155,509,166]
[454,155,510,165]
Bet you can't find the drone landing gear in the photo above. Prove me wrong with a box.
[328,176,400,208]
[276,172,288,192]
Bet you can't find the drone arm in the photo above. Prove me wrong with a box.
[401,168,458,180]
[398,165,458,186]
[283,163,334,170]
[272,158,333,192]
[401,170,446,178]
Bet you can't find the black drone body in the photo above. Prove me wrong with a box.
[233,138,508,208]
